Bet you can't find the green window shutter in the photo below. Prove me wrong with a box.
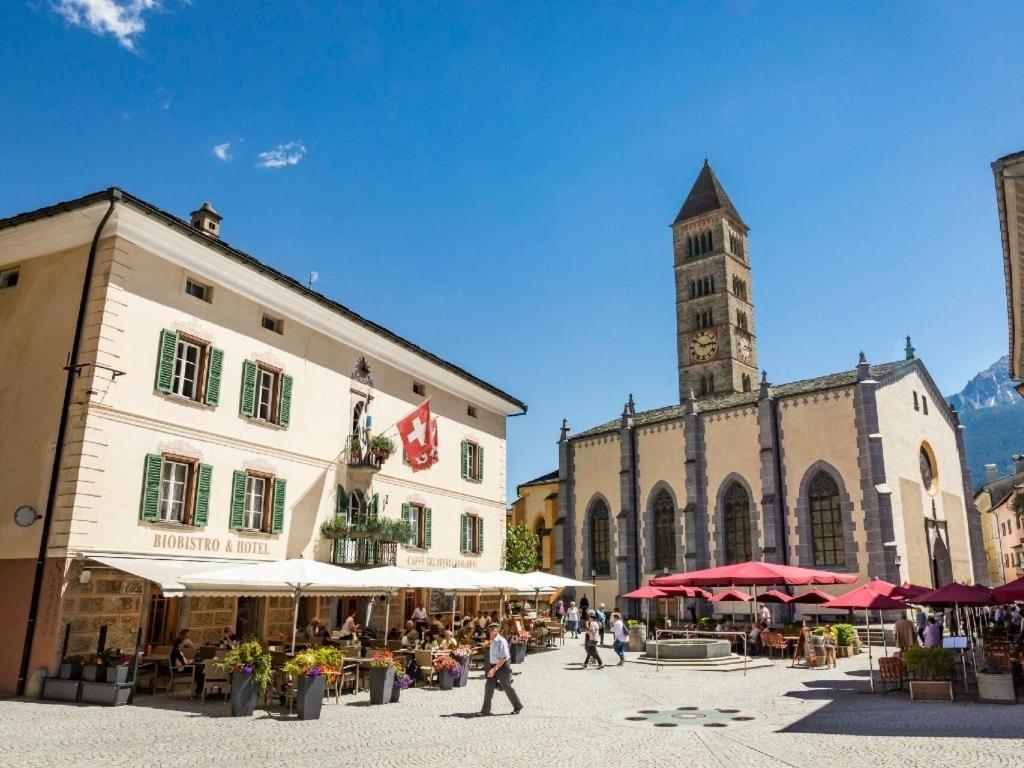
[401,503,410,523]
[204,347,224,406]
[335,484,348,518]
[278,374,293,428]
[461,441,470,479]
[477,516,484,554]
[155,330,177,393]
[369,493,379,519]
[424,508,432,549]
[193,464,213,526]
[476,445,485,482]
[229,471,246,530]
[460,514,469,553]
[271,478,287,534]
[333,538,346,563]
[240,360,257,417]
[140,454,163,521]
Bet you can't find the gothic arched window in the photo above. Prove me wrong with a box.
[652,490,676,571]
[809,473,845,566]
[742,374,752,392]
[722,483,752,564]
[589,500,610,577]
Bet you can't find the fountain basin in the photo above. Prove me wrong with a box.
[644,638,731,660]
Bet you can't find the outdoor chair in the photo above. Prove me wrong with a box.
[339,660,360,694]
[547,623,565,647]
[201,660,231,703]
[133,660,158,695]
[415,650,435,686]
[167,664,196,698]
[878,657,907,693]
[764,632,787,660]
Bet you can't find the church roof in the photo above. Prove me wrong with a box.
[518,469,559,489]
[573,361,906,440]
[674,160,746,228]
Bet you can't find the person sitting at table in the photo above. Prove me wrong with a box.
[433,629,458,651]
[458,620,475,643]
[313,619,333,646]
[218,626,238,649]
[402,620,420,648]
[339,613,357,643]
[170,638,205,695]
[175,628,195,660]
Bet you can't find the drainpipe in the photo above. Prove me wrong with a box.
[17,190,120,696]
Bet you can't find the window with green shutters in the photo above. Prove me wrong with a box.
[229,471,247,530]
[424,507,432,548]
[460,513,484,555]
[240,360,292,428]
[460,440,484,482]
[139,453,211,527]
[335,484,348,518]
[230,470,285,534]
[154,329,223,406]
[271,478,286,534]
[403,502,428,548]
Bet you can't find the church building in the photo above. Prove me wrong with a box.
[555,162,988,612]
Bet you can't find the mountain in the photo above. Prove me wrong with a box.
[945,356,1024,485]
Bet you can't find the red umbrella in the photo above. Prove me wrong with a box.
[789,588,834,605]
[915,583,993,607]
[993,575,1024,603]
[651,561,857,587]
[656,585,711,599]
[757,589,793,603]
[899,582,932,601]
[622,586,669,599]
[709,588,754,603]
[865,578,913,599]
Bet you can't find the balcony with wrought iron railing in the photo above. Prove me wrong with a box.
[331,537,398,569]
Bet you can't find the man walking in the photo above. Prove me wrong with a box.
[610,612,628,666]
[480,623,523,716]
[582,610,605,669]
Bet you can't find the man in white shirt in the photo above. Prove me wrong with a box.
[610,612,629,666]
[760,604,771,625]
[411,605,428,633]
[480,624,523,716]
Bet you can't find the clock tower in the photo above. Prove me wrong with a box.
[673,160,758,400]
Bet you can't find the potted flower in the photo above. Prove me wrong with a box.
[81,653,103,682]
[433,654,463,690]
[832,624,857,658]
[510,632,529,664]
[626,619,647,652]
[451,645,472,687]
[368,435,395,462]
[284,646,341,720]
[904,647,955,702]
[100,649,131,685]
[977,657,1016,703]
[59,654,86,681]
[391,673,413,702]
[219,641,272,716]
[368,650,396,705]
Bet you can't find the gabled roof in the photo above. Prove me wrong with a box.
[976,470,1024,508]
[673,160,746,229]
[573,361,906,440]
[0,188,526,413]
[517,470,559,490]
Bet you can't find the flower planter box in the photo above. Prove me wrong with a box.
[82,665,101,682]
[59,662,82,681]
[438,669,455,690]
[296,675,325,720]
[42,677,81,702]
[909,680,954,702]
[230,672,259,717]
[627,625,647,653]
[103,666,129,685]
[390,684,402,703]
[368,667,394,705]
[977,672,1016,703]
[80,682,132,706]
[510,644,526,665]
[456,659,470,687]
[835,646,854,659]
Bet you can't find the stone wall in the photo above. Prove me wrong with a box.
[264,596,294,642]
[184,596,236,644]
[59,562,144,656]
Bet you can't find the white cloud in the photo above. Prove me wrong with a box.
[52,0,161,52]
[212,142,232,162]
[256,141,306,169]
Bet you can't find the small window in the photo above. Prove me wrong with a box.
[0,268,19,289]
[913,391,919,411]
[244,474,269,530]
[256,366,280,422]
[412,382,426,397]
[462,513,483,555]
[922,396,929,415]
[185,278,211,302]
[467,405,477,419]
[462,440,484,482]
[261,314,284,334]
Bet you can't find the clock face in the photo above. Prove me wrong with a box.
[737,335,753,363]
[690,330,718,362]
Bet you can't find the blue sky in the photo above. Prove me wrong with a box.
[2,2,1023,501]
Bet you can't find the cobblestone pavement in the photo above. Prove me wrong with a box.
[1,643,1019,768]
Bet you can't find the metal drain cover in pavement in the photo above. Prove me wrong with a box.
[615,707,760,730]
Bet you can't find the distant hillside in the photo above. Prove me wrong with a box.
[945,356,1024,484]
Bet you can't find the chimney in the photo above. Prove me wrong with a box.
[190,202,222,238]
[985,464,999,484]
[1014,455,1024,475]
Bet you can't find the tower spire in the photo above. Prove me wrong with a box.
[673,160,746,229]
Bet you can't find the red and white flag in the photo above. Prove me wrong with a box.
[397,400,438,472]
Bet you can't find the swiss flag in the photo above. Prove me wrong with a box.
[397,401,438,472]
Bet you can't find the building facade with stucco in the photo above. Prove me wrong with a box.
[554,163,987,613]
[0,189,524,695]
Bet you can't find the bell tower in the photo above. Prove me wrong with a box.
[673,160,758,400]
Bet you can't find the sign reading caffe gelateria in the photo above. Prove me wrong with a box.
[152,533,271,556]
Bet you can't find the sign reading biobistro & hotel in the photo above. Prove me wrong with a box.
[152,533,271,556]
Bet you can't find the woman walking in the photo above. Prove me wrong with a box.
[566,601,580,639]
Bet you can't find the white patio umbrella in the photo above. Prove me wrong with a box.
[182,558,365,652]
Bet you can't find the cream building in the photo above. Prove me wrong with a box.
[0,189,524,695]
[509,470,559,571]
[994,149,1024,390]
[554,163,987,612]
